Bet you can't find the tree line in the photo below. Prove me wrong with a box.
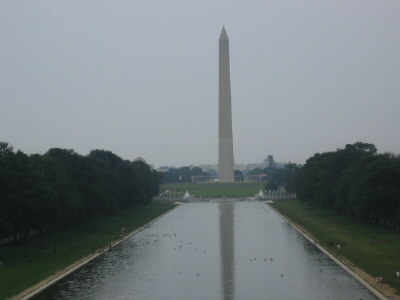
[286,142,400,230]
[162,166,210,183]
[248,164,298,190]
[0,142,161,242]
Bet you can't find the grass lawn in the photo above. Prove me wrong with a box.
[161,182,265,198]
[270,199,400,295]
[0,201,176,300]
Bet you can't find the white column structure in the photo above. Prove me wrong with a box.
[218,27,234,183]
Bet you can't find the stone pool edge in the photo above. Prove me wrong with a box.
[266,202,387,300]
[13,203,182,300]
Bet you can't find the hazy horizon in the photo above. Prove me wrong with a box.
[2,1,399,168]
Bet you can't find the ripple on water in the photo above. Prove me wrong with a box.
[32,203,379,300]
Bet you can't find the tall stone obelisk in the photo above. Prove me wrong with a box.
[218,27,234,183]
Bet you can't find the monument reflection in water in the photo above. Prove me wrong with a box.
[220,203,234,300]
[32,203,378,300]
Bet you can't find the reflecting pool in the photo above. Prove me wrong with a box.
[32,202,378,300]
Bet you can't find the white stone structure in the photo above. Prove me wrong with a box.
[218,27,234,183]
[184,191,190,199]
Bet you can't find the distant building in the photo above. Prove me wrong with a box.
[156,154,289,177]
[263,155,275,168]
[157,166,171,172]
[133,157,147,164]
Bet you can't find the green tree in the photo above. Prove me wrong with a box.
[46,148,111,218]
[248,168,263,175]
[6,150,42,240]
[0,142,16,240]
[163,166,209,183]
[347,154,400,227]
[284,163,300,193]
[31,154,83,229]
[131,160,160,205]
[265,182,278,191]
[268,169,286,186]
[294,142,378,209]
[0,142,163,243]
[234,170,244,181]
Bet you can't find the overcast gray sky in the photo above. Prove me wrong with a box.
[1,1,399,168]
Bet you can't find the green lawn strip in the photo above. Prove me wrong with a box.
[161,182,265,198]
[270,199,400,295]
[0,201,176,300]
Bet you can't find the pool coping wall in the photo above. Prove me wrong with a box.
[267,202,387,300]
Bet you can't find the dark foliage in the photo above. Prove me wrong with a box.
[287,142,400,230]
[162,166,209,183]
[0,142,161,241]
[248,164,300,188]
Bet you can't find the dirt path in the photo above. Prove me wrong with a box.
[345,260,398,300]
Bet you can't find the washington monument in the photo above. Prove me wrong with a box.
[218,27,234,183]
